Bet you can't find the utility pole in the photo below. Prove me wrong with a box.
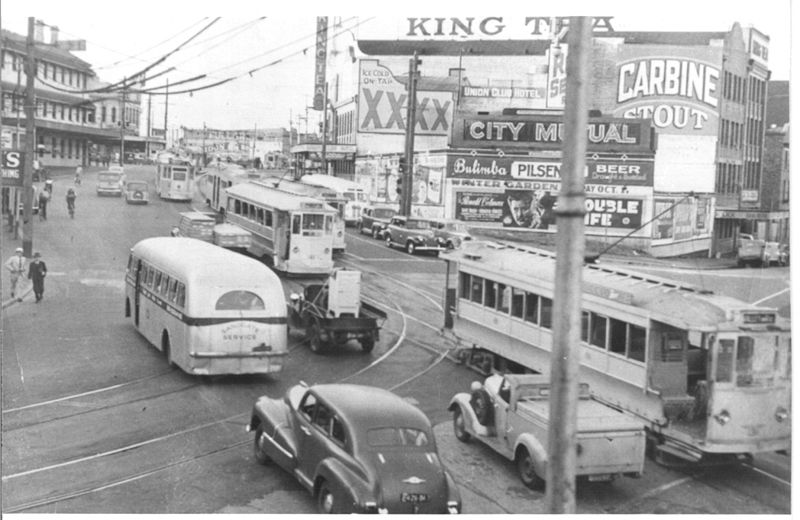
[164,78,169,148]
[545,17,592,514]
[21,17,37,256]
[119,77,126,166]
[146,93,152,161]
[321,82,328,175]
[202,122,207,166]
[401,52,421,216]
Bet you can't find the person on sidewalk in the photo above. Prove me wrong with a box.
[66,188,77,218]
[28,252,47,303]
[5,247,26,300]
[38,189,50,221]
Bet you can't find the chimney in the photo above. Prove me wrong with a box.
[34,20,45,43]
[50,26,59,45]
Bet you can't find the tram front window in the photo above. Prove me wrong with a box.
[303,214,324,231]
[736,336,780,387]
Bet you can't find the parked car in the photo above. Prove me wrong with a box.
[96,170,126,196]
[449,374,645,489]
[778,243,790,266]
[174,211,216,241]
[762,241,784,266]
[124,180,150,204]
[246,383,461,514]
[429,218,473,249]
[384,215,443,255]
[359,205,398,239]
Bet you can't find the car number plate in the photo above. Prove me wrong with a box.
[401,492,429,503]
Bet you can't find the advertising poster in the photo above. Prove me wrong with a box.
[455,192,506,223]
[358,60,454,136]
[501,189,557,229]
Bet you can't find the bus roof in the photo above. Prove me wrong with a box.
[226,181,337,213]
[131,237,281,290]
[300,174,364,192]
[443,241,789,332]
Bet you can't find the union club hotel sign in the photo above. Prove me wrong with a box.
[452,114,653,152]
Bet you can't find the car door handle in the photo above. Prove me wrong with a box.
[300,426,311,436]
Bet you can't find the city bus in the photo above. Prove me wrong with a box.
[124,237,288,376]
[224,181,337,276]
[155,152,196,201]
[440,241,791,465]
[205,168,347,254]
[299,174,370,226]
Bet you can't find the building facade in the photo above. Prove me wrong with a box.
[320,16,776,257]
[179,126,296,168]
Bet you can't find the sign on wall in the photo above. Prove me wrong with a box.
[313,17,329,111]
[1,150,24,187]
[358,60,454,136]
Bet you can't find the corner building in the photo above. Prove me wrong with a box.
[323,17,774,257]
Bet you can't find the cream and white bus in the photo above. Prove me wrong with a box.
[125,237,288,376]
[299,174,370,226]
[224,182,337,276]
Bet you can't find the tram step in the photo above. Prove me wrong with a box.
[655,442,703,463]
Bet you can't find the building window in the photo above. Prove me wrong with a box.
[111,107,116,123]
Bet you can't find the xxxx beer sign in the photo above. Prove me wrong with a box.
[358,60,454,136]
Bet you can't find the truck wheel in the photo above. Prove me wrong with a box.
[452,408,471,442]
[516,448,545,490]
[406,241,416,255]
[360,335,375,352]
[253,425,272,465]
[470,388,494,426]
[309,324,325,354]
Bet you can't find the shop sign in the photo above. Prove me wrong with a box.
[749,29,769,67]
[740,190,759,202]
[454,115,652,151]
[461,86,546,100]
[313,17,328,111]
[358,60,453,136]
[403,16,615,39]
[455,192,506,222]
[546,44,567,108]
[1,150,24,187]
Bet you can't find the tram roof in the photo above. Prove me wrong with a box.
[443,241,784,331]
[300,174,364,191]
[226,181,338,213]
[130,237,281,289]
[252,179,344,201]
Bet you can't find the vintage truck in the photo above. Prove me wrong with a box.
[449,374,645,489]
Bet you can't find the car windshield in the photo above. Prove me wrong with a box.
[374,208,396,218]
[366,427,430,447]
[407,220,431,230]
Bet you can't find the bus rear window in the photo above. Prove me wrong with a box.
[367,427,429,447]
[215,290,265,310]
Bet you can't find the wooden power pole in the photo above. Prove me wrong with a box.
[401,52,421,216]
[545,17,592,514]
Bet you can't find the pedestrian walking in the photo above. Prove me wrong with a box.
[66,188,77,218]
[74,165,83,185]
[5,247,26,300]
[28,252,47,303]
[38,189,50,221]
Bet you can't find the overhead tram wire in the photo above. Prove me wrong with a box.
[92,17,212,70]
[129,16,374,98]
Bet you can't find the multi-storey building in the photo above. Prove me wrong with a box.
[178,126,297,168]
[320,16,777,257]
[758,80,790,244]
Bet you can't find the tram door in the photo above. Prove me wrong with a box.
[273,210,291,268]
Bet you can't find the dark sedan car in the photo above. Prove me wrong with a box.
[247,383,461,514]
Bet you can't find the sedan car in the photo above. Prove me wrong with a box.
[429,219,473,249]
[124,180,150,204]
[384,215,444,255]
[359,205,398,239]
[247,383,461,514]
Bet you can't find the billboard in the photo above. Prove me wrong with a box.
[358,60,454,136]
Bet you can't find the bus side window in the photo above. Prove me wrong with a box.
[146,265,155,287]
[176,283,186,307]
[154,271,162,293]
[234,199,241,215]
[168,279,178,302]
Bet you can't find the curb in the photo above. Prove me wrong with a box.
[2,286,33,310]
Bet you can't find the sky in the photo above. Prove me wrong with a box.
[0,0,795,133]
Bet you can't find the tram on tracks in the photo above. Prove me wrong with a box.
[125,237,288,375]
[299,174,369,226]
[440,240,791,465]
[224,181,337,276]
[154,152,196,201]
[206,167,347,254]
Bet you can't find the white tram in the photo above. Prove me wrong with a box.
[299,174,370,226]
[441,241,791,464]
[224,182,337,276]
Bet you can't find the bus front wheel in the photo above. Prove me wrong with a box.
[162,332,175,368]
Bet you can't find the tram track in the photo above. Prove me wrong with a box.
[3,274,458,513]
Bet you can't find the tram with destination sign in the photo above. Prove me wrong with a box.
[155,152,196,201]
[206,167,347,254]
[440,241,791,465]
[224,181,337,276]
[299,174,370,226]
